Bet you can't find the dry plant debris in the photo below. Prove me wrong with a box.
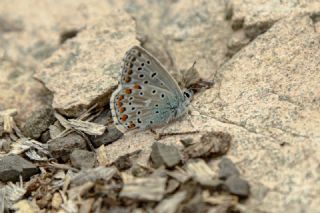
[0,106,249,212]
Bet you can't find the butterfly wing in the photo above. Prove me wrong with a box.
[110,46,186,132]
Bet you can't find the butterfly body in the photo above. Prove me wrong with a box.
[110,46,192,133]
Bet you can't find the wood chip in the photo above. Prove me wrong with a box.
[0,190,4,213]
[67,181,94,200]
[185,159,221,187]
[0,109,17,134]
[166,167,191,183]
[68,119,106,136]
[79,198,95,213]
[71,166,117,186]
[52,192,63,209]
[120,174,167,201]
[9,138,49,156]
[155,191,187,213]
[1,183,26,209]
[96,145,108,166]
[12,200,39,213]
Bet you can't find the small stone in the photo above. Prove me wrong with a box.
[218,157,240,180]
[48,133,87,160]
[70,149,96,169]
[184,132,231,159]
[114,150,141,171]
[22,107,55,139]
[224,176,250,198]
[114,155,132,171]
[40,130,51,143]
[180,138,194,147]
[150,142,181,168]
[0,154,39,182]
[90,123,123,147]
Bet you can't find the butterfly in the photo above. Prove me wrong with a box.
[110,46,192,133]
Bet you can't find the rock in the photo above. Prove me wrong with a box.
[184,132,231,159]
[190,15,320,212]
[218,157,240,180]
[40,130,51,143]
[180,138,193,147]
[48,133,86,160]
[0,0,117,125]
[0,60,53,126]
[229,0,320,39]
[224,176,250,198]
[79,6,320,213]
[22,107,55,139]
[0,154,39,182]
[91,124,123,147]
[36,11,138,117]
[70,149,96,169]
[89,109,123,147]
[122,0,232,80]
[150,142,181,168]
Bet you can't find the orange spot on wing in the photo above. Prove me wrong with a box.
[116,100,122,108]
[118,95,124,101]
[133,84,142,89]
[128,69,133,75]
[123,76,131,83]
[121,115,128,122]
[124,88,132,94]
[119,107,126,113]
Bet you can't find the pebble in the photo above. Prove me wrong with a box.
[0,154,39,182]
[150,142,181,168]
[22,107,55,139]
[224,175,250,197]
[70,149,96,169]
[48,133,87,160]
[218,157,240,180]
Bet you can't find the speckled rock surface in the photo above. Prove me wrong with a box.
[228,0,320,39]
[36,12,138,116]
[0,0,119,125]
[119,0,232,81]
[104,15,320,212]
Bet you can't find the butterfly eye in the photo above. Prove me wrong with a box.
[139,92,144,96]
